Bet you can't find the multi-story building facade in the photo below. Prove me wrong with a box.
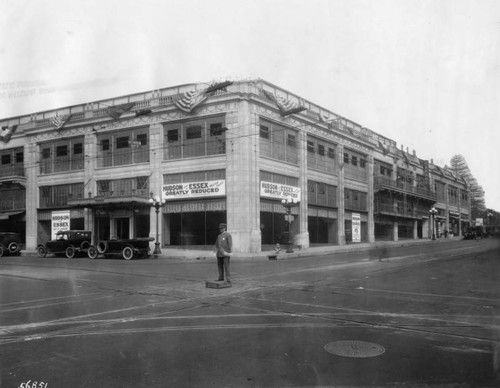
[0,79,471,253]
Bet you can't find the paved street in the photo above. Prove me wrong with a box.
[1,239,499,387]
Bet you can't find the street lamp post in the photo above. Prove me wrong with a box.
[429,207,437,240]
[487,212,493,236]
[149,193,166,255]
[281,197,299,253]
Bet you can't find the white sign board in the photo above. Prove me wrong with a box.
[162,180,225,201]
[352,212,361,243]
[260,181,301,201]
[51,211,70,240]
[475,218,483,226]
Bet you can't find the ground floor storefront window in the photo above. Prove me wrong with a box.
[374,215,393,241]
[308,207,338,245]
[37,209,84,244]
[345,211,368,243]
[165,200,226,246]
[398,219,414,239]
[260,200,298,245]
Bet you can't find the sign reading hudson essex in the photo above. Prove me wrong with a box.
[260,181,301,201]
[162,180,225,200]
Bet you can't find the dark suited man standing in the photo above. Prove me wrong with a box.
[215,223,232,283]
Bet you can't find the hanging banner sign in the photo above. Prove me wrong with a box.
[51,210,70,240]
[260,181,301,201]
[162,180,225,200]
[352,212,361,243]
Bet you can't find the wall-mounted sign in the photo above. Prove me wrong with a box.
[51,211,70,240]
[352,212,361,243]
[260,181,301,201]
[162,180,225,200]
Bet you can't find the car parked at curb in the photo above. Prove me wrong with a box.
[38,230,92,259]
[0,232,22,257]
[87,237,154,260]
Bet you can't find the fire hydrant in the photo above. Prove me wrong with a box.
[275,243,281,255]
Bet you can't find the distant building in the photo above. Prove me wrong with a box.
[0,79,471,253]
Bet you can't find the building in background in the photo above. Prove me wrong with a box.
[0,79,471,253]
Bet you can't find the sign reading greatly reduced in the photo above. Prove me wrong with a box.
[162,180,225,200]
[260,181,301,201]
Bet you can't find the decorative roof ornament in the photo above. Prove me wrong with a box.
[171,80,232,114]
[107,103,135,120]
[172,90,207,113]
[0,125,18,143]
[51,113,72,129]
[261,90,306,116]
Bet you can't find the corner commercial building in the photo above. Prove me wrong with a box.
[0,79,471,254]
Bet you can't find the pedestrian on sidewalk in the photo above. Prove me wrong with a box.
[214,223,232,283]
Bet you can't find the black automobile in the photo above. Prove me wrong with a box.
[38,230,92,259]
[0,232,22,257]
[87,237,154,260]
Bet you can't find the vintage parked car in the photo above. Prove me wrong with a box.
[0,232,22,257]
[38,230,92,259]
[87,237,154,260]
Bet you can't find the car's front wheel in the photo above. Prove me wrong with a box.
[65,245,75,259]
[38,246,47,258]
[122,246,134,260]
[87,246,98,259]
[0,246,4,257]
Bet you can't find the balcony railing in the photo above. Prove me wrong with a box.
[374,176,436,200]
[374,202,429,219]
[0,165,25,179]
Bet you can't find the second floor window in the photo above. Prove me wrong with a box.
[164,116,226,160]
[96,128,149,167]
[39,138,84,174]
[259,119,298,164]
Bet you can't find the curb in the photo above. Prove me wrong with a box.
[18,238,462,262]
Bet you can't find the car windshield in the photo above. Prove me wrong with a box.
[57,234,68,240]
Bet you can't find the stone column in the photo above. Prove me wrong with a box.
[367,155,375,242]
[25,142,38,250]
[296,129,309,248]
[226,99,261,253]
[444,183,449,238]
[337,145,345,245]
[84,131,96,243]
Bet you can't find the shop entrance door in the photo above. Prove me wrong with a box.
[96,217,110,242]
[116,217,130,240]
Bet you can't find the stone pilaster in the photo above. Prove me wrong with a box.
[226,99,261,253]
[367,155,375,242]
[84,132,96,242]
[25,142,38,250]
[337,145,345,245]
[296,129,309,248]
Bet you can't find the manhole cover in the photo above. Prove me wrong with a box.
[324,340,385,358]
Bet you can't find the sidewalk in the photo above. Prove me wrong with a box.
[21,237,462,261]
[157,237,462,261]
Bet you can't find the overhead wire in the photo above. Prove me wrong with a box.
[4,105,377,174]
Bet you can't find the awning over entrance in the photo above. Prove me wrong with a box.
[68,194,151,210]
[0,210,25,220]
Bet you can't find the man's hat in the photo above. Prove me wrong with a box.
[219,223,227,228]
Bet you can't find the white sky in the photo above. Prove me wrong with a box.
[1,0,499,210]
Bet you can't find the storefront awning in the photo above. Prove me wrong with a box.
[68,195,151,209]
[0,210,25,220]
